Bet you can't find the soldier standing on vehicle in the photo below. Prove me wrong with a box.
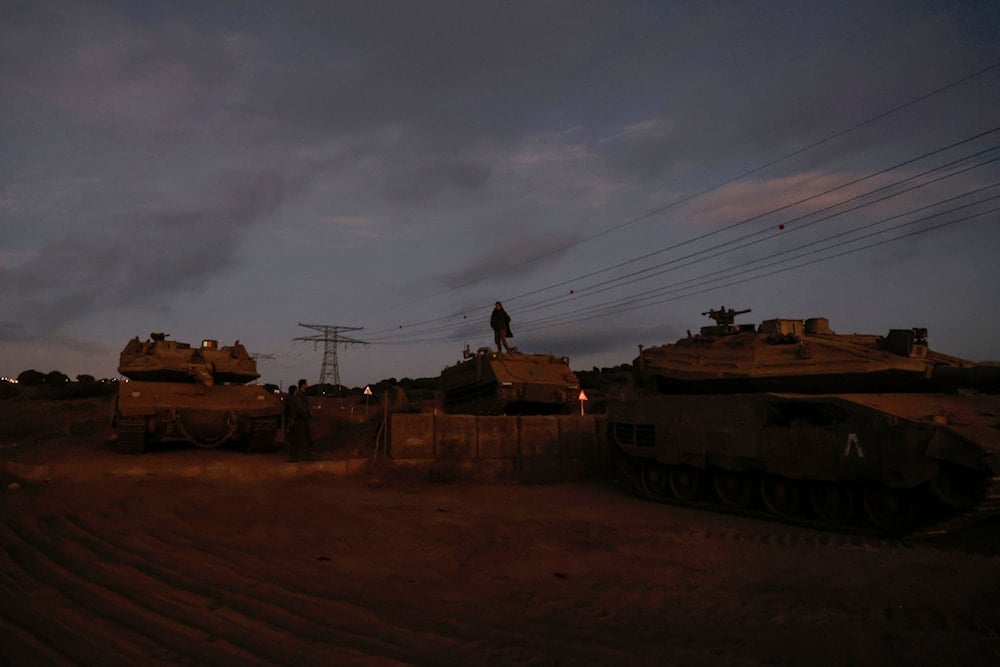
[490,301,513,353]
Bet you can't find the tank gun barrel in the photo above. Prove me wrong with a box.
[929,364,1000,393]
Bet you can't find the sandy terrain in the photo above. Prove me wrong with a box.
[2,397,999,665]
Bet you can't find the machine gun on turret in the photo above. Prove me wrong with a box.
[700,306,752,336]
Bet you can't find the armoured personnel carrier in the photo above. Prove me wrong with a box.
[438,346,581,415]
[609,308,1000,535]
[112,333,282,453]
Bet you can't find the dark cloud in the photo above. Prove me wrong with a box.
[436,232,581,289]
[594,4,1000,183]
[2,0,998,382]
[223,2,627,142]
[0,168,301,331]
[0,322,31,343]
[1,1,237,147]
[384,159,493,205]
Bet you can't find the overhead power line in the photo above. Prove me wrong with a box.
[355,60,1000,329]
[514,202,1000,333]
[366,180,999,345]
[496,62,1000,275]
[364,135,1000,343]
[504,142,1000,318]
[511,149,1000,317]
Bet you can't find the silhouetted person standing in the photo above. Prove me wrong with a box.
[288,378,315,461]
[490,301,513,353]
[283,383,297,459]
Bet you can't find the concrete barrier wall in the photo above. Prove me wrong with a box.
[389,413,607,480]
[389,413,435,459]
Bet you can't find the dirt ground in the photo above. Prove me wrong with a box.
[1,397,999,666]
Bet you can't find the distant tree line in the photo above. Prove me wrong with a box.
[283,365,635,405]
[2,362,639,403]
[1,369,118,400]
[289,376,440,402]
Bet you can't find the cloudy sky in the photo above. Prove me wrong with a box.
[2,0,999,387]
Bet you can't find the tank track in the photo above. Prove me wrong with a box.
[614,451,1000,539]
[910,476,1000,539]
[112,416,147,454]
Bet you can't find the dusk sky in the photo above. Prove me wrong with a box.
[2,1,999,388]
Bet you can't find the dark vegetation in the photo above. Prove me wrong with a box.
[2,369,118,400]
[294,364,635,409]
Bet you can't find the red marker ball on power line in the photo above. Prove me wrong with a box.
[779,224,785,230]
[570,289,574,294]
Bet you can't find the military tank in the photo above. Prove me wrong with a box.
[111,333,282,453]
[608,308,1000,535]
[438,345,581,415]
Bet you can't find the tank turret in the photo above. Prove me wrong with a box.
[635,309,983,395]
[118,333,260,386]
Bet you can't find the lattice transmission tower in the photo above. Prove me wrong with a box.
[293,323,367,393]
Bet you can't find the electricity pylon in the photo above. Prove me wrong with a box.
[293,323,367,394]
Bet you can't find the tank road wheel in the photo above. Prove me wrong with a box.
[760,474,801,517]
[639,462,671,499]
[713,469,754,508]
[669,466,704,502]
[863,485,914,533]
[809,481,855,525]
